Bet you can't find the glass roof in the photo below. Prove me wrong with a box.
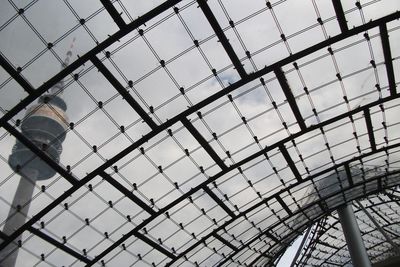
[1,0,400,266]
[292,188,400,267]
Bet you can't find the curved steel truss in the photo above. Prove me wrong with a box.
[1,0,400,266]
[293,189,400,266]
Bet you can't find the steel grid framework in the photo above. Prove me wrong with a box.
[1,0,400,266]
[293,190,400,266]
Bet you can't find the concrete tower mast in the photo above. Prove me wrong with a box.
[0,41,74,267]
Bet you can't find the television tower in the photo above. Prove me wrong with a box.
[0,41,74,267]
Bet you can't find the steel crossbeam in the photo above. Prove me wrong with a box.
[1,8,399,266]
[197,0,247,78]
[100,0,127,29]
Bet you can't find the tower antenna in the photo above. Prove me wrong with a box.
[62,37,76,68]
[2,40,73,267]
[50,37,76,95]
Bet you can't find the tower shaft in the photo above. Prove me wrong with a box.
[0,169,38,267]
[2,43,73,265]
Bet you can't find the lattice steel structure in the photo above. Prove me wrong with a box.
[0,0,400,266]
[293,188,400,267]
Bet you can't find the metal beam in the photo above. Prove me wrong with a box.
[0,54,34,94]
[276,195,293,216]
[133,232,176,259]
[279,144,302,182]
[318,225,356,266]
[181,117,227,170]
[0,0,183,128]
[91,56,158,130]
[275,68,307,131]
[203,186,235,218]
[213,167,400,267]
[332,0,348,32]
[380,24,396,96]
[364,108,376,151]
[197,0,247,78]
[344,163,354,187]
[337,204,371,267]
[213,233,238,251]
[317,240,338,250]
[1,95,398,263]
[369,205,391,225]
[1,12,400,264]
[355,200,400,254]
[99,171,156,216]
[0,177,91,254]
[265,231,280,244]
[2,11,399,133]
[99,0,126,29]
[28,226,90,263]
[94,96,400,267]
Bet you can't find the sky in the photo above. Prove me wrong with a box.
[1,0,400,266]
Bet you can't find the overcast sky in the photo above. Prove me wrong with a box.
[1,0,400,266]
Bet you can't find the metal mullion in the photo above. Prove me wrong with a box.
[141,35,161,62]
[141,153,178,193]
[182,117,227,170]
[194,115,236,168]
[355,200,400,254]
[75,75,102,103]
[28,226,90,264]
[144,155,204,217]
[229,99,262,150]
[0,76,13,91]
[163,66,183,91]
[0,53,34,94]
[0,10,19,32]
[217,0,249,58]
[203,186,235,218]
[134,232,176,260]
[1,0,183,128]
[115,0,134,22]
[28,185,133,262]
[175,11,195,41]
[14,245,58,267]
[3,13,400,262]
[201,151,400,266]
[196,45,215,72]
[108,57,130,83]
[268,4,292,55]
[99,171,156,216]
[91,56,158,130]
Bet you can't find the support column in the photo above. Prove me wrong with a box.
[0,168,38,267]
[337,203,371,267]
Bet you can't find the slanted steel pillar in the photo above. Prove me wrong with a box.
[337,203,371,267]
[0,168,38,267]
